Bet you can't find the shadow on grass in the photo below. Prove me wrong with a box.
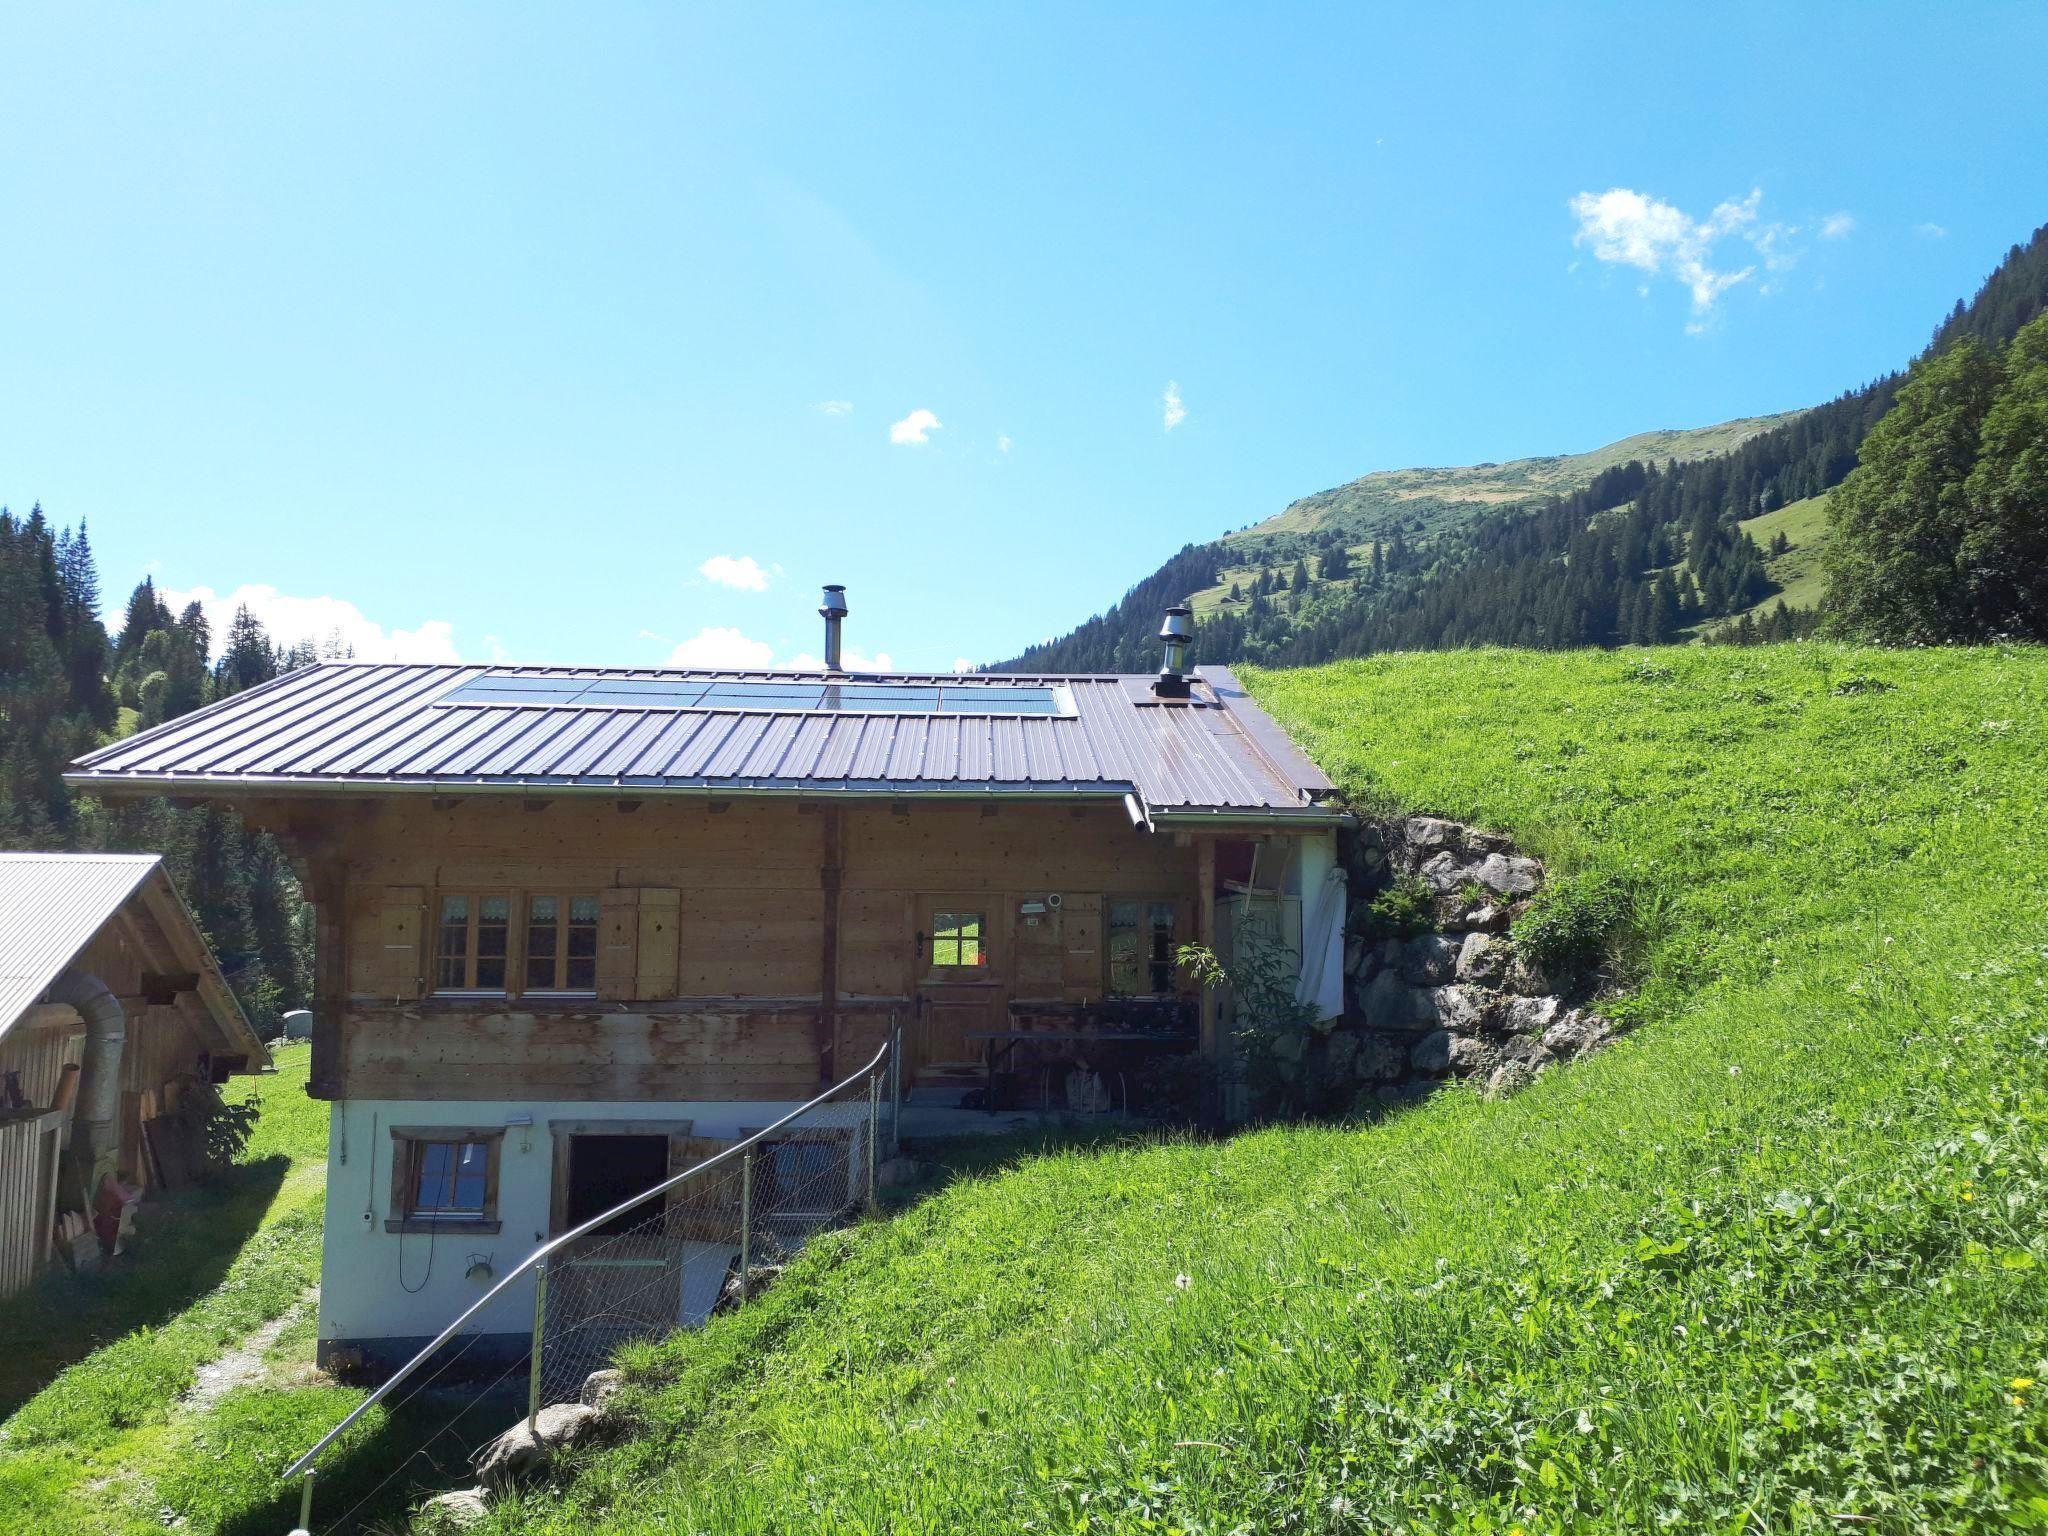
[209,1386,522,1536]
[885,1121,1195,1212]
[0,1153,291,1418]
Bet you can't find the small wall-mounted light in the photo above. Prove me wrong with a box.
[465,1255,495,1284]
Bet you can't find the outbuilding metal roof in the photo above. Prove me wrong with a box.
[66,662,1340,821]
[0,852,267,1064]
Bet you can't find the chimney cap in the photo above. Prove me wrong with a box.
[819,583,848,618]
[1158,604,1194,642]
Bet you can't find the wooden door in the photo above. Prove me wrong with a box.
[914,896,1005,1073]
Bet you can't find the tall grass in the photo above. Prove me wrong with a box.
[487,644,2048,1533]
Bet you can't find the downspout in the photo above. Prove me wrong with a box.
[46,969,125,1174]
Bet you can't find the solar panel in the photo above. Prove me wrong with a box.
[439,675,1068,716]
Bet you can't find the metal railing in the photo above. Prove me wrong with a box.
[283,1029,900,1533]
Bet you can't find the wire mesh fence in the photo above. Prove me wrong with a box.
[283,1034,899,1532]
[531,1047,895,1409]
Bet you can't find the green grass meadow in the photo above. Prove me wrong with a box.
[477,644,2048,1534]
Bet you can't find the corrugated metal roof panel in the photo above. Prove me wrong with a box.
[67,661,1339,817]
[0,854,264,1067]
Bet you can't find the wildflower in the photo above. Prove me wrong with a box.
[1174,1273,1192,1290]
[2014,1377,2036,1392]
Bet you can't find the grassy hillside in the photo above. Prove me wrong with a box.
[1233,413,1799,550]
[484,644,2048,1534]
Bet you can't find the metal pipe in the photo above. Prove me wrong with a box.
[738,1150,753,1303]
[44,970,123,1172]
[281,1037,892,1481]
[527,1262,548,1431]
[866,1072,880,1210]
[819,584,848,673]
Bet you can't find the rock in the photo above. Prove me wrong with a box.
[1447,1034,1490,1073]
[1344,934,1369,979]
[1355,1034,1409,1082]
[1465,828,1513,854]
[1482,1062,1535,1099]
[1410,1029,1454,1073]
[1461,902,1511,933]
[1541,1011,1609,1059]
[1423,984,1485,1031]
[416,1488,490,1533]
[1268,1029,1308,1064]
[1401,933,1461,985]
[876,1156,922,1190]
[1404,816,1461,855]
[1505,995,1560,1035]
[1455,932,1508,985]
[580,1368,626,1413]
[1497,1033,1553,1067]
[1324,1030,1359,1078]
[1506,953,1557,997]
[1360,970,1412,1031]
[1418,850,1473,896]
[1373,1079,1431,1106]
[475,1402,599,1487]
[1473,853,1542,898]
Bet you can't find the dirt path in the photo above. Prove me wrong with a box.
[183,1284,319,1414]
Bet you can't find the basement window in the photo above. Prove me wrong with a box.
[388,1129,503,1232]
[434,893,510,992]
[929,911,987,970]
[525,894,601,992]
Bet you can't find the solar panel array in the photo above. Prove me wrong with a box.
[439,674,1068,716]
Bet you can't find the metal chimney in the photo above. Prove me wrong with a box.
[1154,604,1194,697]
[819,584,848,672]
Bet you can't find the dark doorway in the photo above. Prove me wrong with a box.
[564,1133,669,1236]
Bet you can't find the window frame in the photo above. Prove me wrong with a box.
[523,891,602,995]
[386,1126,504,1233]
[432,891,513,995]
[430,889,604,998]
[926,908,992,975]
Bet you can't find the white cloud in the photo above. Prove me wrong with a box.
[952,657,974,673]
[698,554,772,592]
[1819,212,1855,240]
[889,407,942,445]
[996,434,1012,454]
[158,582,461,663]
[1162,381,1186,432]
[667,627,775,669]
[1916,221,1948,240]
[817,399,853,416]
[1569,186,1805,326]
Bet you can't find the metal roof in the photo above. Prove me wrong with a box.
[66,662,1340,820]
[0,853,267,1065]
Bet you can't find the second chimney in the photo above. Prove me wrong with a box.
[1154,604,1194,697]
[819,584,849,672]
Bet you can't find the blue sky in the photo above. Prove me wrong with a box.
[3,5,2045,671]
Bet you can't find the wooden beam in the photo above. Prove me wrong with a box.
[1196,836,1218,1064]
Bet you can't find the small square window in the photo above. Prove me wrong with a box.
[930,911,986,969]
[389,1130,502,1232]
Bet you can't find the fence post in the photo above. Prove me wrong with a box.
[292,1467,315,1535]
[527,1261,548,1430]
[888,1016,903,1157]
[866,1067,881,1210]
[738,1148,753,1303]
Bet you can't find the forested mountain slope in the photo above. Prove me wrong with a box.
[1003,221,2048,673]
[0,511,319,1029]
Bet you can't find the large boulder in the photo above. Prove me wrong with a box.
[1418,850,1474,896]
[1504,995,1561,1035]
[1410,1029,1454,1073]
[1355,1034,1409,1082]
[416,1488,491,1533]
[475,1402,599,1487]
[580,1368,626,1414]
[1541,1011,1610,1060]
[1403,816,1462,856]
[1359,970,1412,1031]
[1473,853,1542,898]
[1447,1034,1490,1073]
[1422,984,1486,1031]
[1455,932,1509,986]
[1324,1030,1359,1079]
[1401,933,1462,985]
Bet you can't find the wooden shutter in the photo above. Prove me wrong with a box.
[667,1133,740,1238]
[635,888,681,1000]
[377,887,425,1000]
[597,889,640,1001]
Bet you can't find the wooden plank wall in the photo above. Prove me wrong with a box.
[310,797,1203,1102]
[0,1113,61,1299]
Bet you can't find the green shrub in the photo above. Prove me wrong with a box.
[1513,868,1642,977]
[1364,872,1434,937]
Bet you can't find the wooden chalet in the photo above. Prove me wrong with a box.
[0,852,269,1297]
[66,590,1346,1368]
